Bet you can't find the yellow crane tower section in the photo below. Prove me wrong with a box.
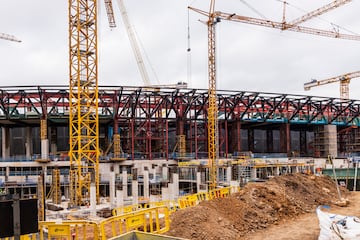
[304,70,360,100]
[189,0,358,190]
[68,0,100,206]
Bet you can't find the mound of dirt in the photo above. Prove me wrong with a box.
[166,173,349,240]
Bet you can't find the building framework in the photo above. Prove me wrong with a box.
[0,86,359,159]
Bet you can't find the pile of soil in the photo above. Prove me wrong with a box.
[166,173,349,240]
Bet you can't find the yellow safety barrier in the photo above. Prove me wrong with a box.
[177,186,238,209]
[144,200,178,214]
[112,204,143,216]
[99,206,170,240]
[38,220,99,240]
[4,186,238,240]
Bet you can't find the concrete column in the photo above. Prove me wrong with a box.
[41,139,49,160]
[161,187,169,201]
[90,183,96,217]
[152,165,157,182]
[122,170,128,198]
[2,127,10,159]
[168,183,174,200]
[143,170,149,200]
[109,172,115,208]
[64,185,69,199]
[5,166,9,182]
[40,119,49,160]
[25,127,32,159]
[324,125,338,157]
[132,180,138,205]
[226,166,232,183]
[250,168,257,179]
[275,166,280,176]
[172,173,179,199]
[116,190,123,207]
[162,164,168,181]
[196,171,201,193]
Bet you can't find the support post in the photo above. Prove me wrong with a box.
[12,194,20,240]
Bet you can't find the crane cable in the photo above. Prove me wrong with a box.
[187,8,192,87]
[239,0,269,20]
[274,0,359,35]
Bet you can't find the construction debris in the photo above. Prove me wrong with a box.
[166,173,350,240]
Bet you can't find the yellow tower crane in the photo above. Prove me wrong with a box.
[304,71,360,100]
[189,0,359,190]
[68,0,100,206]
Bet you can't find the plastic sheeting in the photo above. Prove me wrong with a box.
[317,206,360,240]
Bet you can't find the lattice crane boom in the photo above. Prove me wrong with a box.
[0,32,21,42]
[189,7,360,41]
[103,0,151,86]
[104,0,117,28]
[304,70,360,100]
[285,0,352,28]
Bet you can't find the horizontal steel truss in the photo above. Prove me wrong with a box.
[0,85,359,126]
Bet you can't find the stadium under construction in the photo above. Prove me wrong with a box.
[1,85,360,202]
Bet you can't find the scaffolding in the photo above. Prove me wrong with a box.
[313,125,337,157]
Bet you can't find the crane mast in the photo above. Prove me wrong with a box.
[304,70,360,100]
[207,0,218,190]
[68,0,100,206]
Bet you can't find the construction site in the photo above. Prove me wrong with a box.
[1,1,360,240]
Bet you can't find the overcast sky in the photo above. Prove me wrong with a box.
[1,0,360,99]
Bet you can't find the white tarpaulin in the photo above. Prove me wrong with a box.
[317,206,360,240]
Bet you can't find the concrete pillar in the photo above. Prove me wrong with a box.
[172,173,179,199]
[162,164,168,181]
[64,185,69,199]
[324,125,338,157]
[275,166,280,176]
[196,171,201,193]
[168,183,175,200]
[5,166,9,182]
[25,127,32,159]
[122,169,128,198]
[161,187,169,201]
[90,183,96,217]
[132,180,138,205]
[2,127,10,159]
[152,165,157,182]
[41,139,49,160]
[250,168,257,179]
[143,170,149,200]
[116,190,123,207]
[226,166,232,184]
[109,172,115,208]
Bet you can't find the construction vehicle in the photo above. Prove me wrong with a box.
[0,32,21,42]
[189,0,359,190]
[304,70,360,100]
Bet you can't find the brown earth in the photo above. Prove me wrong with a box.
[166,173,360,240]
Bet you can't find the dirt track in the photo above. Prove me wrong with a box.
[166,174,359,240]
